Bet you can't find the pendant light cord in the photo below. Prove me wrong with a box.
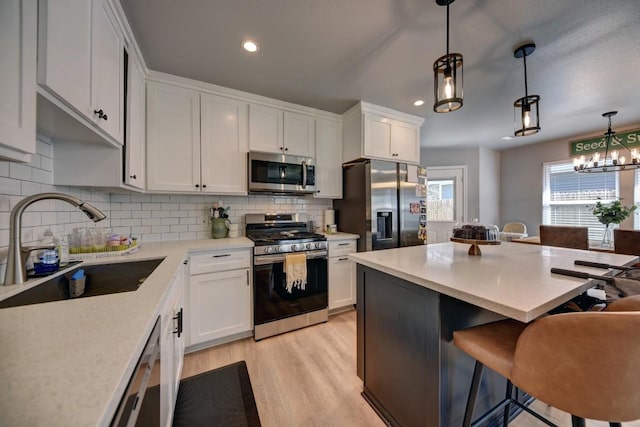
[446,2,450,55]
[523,52,528,98]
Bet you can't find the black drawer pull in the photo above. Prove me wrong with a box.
[212,253,231,258]
[338,257,349,261]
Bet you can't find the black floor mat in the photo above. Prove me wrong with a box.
[173,361,261,427]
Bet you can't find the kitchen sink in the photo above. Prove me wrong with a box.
[0,258,165,309]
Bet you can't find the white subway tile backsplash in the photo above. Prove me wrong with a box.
[0,138,333,277]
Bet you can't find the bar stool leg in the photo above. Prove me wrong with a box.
[503,380,513,426]
[463,361,485,427]
[571,415,586,427]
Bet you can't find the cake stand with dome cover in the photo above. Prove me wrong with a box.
[450,223,501,256]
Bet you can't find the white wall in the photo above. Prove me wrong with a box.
[0,136,332,279]
[478,147,500,227]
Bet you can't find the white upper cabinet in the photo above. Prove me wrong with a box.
[146,81,201,192]
[314,118,343,199]
[147,80,249,195]
[38,0,124,144]
[125,53,146,189]
[343,102,424,165]
[249,104,316,157]
[0,0,36,162]
[248,104,283,154]
[200,93,248,194]
[284,111,315,157]
[90,0,123,141]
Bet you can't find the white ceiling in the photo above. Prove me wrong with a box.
[119,0,640,150]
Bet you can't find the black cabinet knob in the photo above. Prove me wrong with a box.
[195,184,200,188]
[284,147,288,151]
[202,184,207,188]
[129,174,136,179]
[94,109,108,121]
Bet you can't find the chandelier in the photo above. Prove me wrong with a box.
[573,111,640,173]
[433,0,463,113]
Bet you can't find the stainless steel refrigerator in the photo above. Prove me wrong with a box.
[333,159,426,252]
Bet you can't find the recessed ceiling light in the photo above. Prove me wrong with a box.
[242,40,259,53]
[500,136,514,141]
[413,100,425,107]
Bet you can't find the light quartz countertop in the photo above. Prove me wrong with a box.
[322,231,359,240]
[349,241,638,323]
[0,238,253,427]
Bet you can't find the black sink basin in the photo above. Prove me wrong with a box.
[0,258,165,309]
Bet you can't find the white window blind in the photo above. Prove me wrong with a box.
[542,161,619,241]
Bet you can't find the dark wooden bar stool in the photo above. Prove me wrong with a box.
[453,301,640,427]
[539,225,589,250]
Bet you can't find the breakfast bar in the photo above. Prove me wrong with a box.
[350,242,638,427]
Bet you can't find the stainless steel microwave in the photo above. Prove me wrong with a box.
[248,152,316,195]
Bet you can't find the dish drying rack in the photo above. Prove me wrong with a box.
[68,240,140,260]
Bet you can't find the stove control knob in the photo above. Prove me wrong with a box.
[306,243,312,250]
[274,247,281,253]
[315,242,321,249]
[291,244,297,251]
[264,246,273,254]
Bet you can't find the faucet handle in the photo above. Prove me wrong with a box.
[21,243,56,254]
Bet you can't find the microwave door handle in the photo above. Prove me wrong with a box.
[302,161,307,189]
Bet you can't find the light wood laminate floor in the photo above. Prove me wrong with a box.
[182,310,639,427]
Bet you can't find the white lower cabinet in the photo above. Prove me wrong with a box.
[187,249,252,347]
[160,263,185,427]
[328,239,358,311]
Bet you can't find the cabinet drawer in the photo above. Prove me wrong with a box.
[329,240,357,257]
[189,250,250,275]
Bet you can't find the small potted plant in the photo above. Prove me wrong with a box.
[210,202,230,239]
[589,198,637,247]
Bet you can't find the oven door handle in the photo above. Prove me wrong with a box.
[254,250,327,265]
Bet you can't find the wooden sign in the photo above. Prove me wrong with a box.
[570,128,640,156]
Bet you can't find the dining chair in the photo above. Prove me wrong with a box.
[613,229,640,256]
[539,225,589,250]
[503,222,527,234]
[453,306,640,427]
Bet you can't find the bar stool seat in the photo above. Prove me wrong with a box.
[453,303,640,427]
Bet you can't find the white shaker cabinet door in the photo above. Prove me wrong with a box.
[249,103,283,154]
[392,121,420,164]
[124,54,146,189]
[363,113,393,160]
[283,111,315,157]
[90,0,123,142]
[314,118,342,199]
[200,93,248,194]
[0,0,36,162]
[328,255,356,310]
[147,81,201,192]
[189,269,252,345]
[37,0,92,118]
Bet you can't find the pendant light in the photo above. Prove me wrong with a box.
[573,111,640,173]
[513,43,540,136]
[433,0,463,113]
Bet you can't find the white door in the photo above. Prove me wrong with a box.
[314,118,342,198]
[125,54,145,189]
[392,121,420,164]
[363,113,392,160]
[426,166,466,244]
[248,104,283,153]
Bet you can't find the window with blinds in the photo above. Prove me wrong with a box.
[542,161,619,241]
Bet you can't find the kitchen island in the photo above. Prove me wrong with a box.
[0,238,253,427]
[350,242,638,427]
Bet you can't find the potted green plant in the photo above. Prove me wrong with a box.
[589,198,637,247]
[210,203,230,239]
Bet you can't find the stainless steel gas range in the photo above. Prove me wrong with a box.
[246,213,328,340]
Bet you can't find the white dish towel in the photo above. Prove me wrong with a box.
[284,253,307,293]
